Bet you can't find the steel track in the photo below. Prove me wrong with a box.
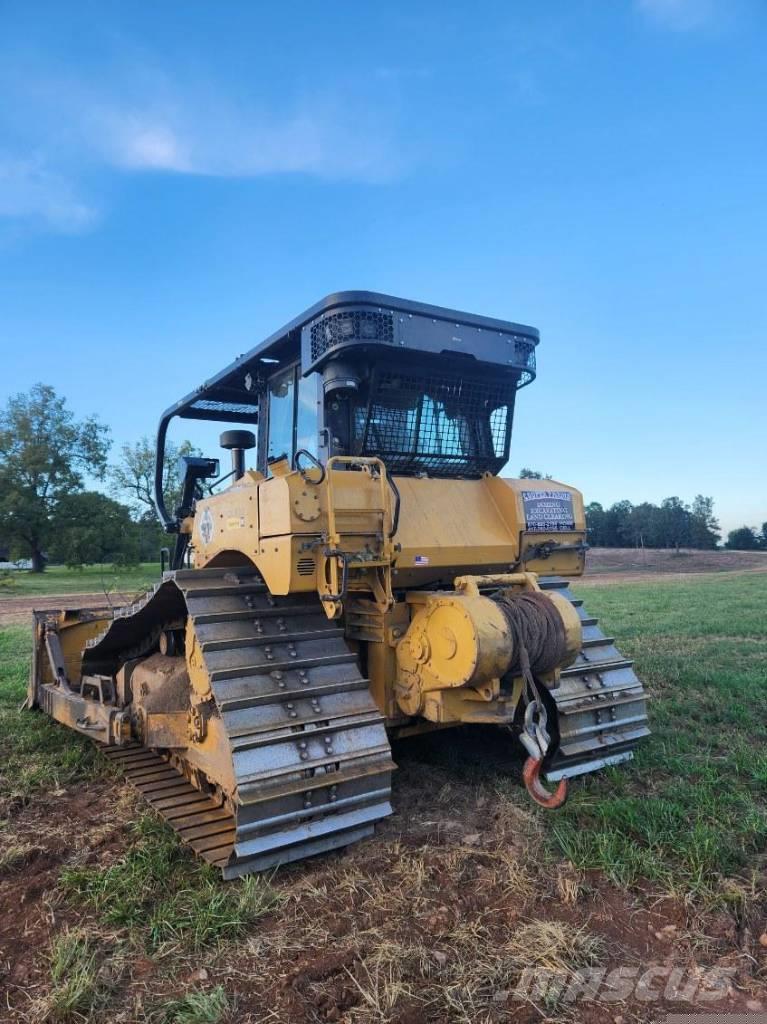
[80,570,646,875]
[86,567,394,878]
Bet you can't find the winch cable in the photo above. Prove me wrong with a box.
[492,590,569,809]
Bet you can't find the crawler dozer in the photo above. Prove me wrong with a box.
[29,292,649,877]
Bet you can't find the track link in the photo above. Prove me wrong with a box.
[538,576,650,781]
[87,568,394,878]
[101,745,237,866]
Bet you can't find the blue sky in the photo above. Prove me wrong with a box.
[1,0,765,535]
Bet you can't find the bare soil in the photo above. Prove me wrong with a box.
[584,547,767,584]
[0,780,128,1002]
[0,593,132,626]
[1,734,765,1022]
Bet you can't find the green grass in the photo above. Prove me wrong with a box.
[0,626,99,799]
[45,929,108,1021]
[60,813,282,952]
[152,986,231,1024]
[0,562,161,598]
[553,573,767,902]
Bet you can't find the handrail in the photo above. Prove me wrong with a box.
[153,412,176,532]
[324,456,397,545]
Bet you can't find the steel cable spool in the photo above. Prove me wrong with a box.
[492,589,570,808]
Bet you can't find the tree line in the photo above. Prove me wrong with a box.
[521,469,765,552]
[0,387,764,571]
[587,499,767,552]
[0,384,196,571]
[584,496,723,550]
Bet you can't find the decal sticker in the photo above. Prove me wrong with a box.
[226,516,246,529]
[414,554,430,566]
[521,490,575,532]
[199,507,214,545]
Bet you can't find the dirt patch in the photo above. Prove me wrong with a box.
[1,737,764,1022]
[0,593,133,627]
[0,779,127,1004]
[585,547,767,579]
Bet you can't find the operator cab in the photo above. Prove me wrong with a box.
[154,291,538,535]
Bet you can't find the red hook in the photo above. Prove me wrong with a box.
[523,756,568,809]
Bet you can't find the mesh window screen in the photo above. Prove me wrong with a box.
[190,399,259,417]
[353,369,515,476]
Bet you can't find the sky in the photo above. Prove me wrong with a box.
[1,0,765,535]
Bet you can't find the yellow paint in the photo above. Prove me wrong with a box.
[395,573,582,724]
[188,467,586,727]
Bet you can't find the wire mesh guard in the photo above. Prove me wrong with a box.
[353,369,515,476]
[187,398,260,422]
[310,310,395,364]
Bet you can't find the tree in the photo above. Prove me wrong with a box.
[607,500,634,546]
[49,492,139,567]
[689,495,720,550]
[584,502,607,546]
[625,502,662,549]
[0,384,110,571]
[725,526,760,551]
[111,436,199,519]
[519,468,552,479]
[580,492,724,550]
[659,496,690,552]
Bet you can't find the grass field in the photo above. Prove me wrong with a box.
[560,573,767,900]
[1,571,765,1022]
[0,563,162,598]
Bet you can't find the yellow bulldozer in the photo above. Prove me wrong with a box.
[28,292,648,878]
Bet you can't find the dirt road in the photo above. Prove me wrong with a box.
[0,592,134,626]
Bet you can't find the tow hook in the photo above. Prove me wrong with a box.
[522,756,568,809]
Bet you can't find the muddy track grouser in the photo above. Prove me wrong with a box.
[28,292,649,878]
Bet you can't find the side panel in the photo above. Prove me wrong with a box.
[391,477,517,586]
[191,471,587,593]
[30,611,112,699]
[191,467,391,596]
[487,477,587,578]
[391,476,586,586]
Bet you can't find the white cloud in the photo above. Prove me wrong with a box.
[85,95,400,182]
[635,0,718,31]
[0,157,97,232]
[0,63,405,232]
[102,116,190,171]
